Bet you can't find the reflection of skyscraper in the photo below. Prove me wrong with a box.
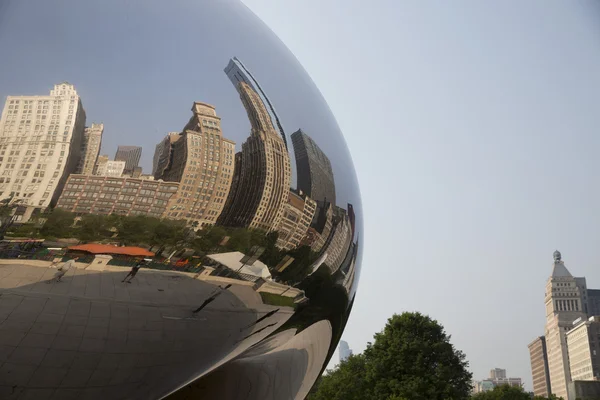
[224,57,288,150]
[152,132,179,178]
[322,207,353,274]
[160,102,235,227]
[291,129,336,205]
[0,82,86,221]
[114,145,142,174]
[218,82,291,232]
[76,123,103,175]
[275,190,316,251]
[339,340,352,362]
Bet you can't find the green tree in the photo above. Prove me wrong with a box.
[77,214,112,242]
[40,208,75,238]
[471,384,562,400]
[308,312,473,400]
[309,355,369,400]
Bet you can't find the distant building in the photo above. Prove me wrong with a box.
[114,145,142,174]
[472,380,495,394]
[0,82,87,221]
[76,123,103,175]
[57,174,179,218]
[224,57,288,150]
[158,102,235,227]
[339,340,352,362]
[528,336,552,397]
[490,368,506,380]
[217,82,290,232]
[566,316,600,381]
[275,190,316,251]
[95,155,125,177]
[291,129,336,205]
[472,369,522,394]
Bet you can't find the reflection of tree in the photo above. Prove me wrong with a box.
[39,209,75,238]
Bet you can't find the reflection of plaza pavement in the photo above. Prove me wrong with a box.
[0,263,293,400]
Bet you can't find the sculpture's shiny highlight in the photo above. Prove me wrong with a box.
[0,2,362,399]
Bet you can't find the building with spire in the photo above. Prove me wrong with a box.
[543,250,589,400]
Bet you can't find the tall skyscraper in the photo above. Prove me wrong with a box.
[217,82,291,232]
[291,129,336,205]
[159,102,235,227]
[528,336,552,397]
[544,250,588,400]
[0,82,86,221]
[339,340,352,362]
[224,57,288,150]
[114,145,142,174]
[76,123,103,175]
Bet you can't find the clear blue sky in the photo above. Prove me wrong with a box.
[243,0,600,390]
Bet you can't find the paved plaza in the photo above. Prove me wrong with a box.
[0,262,292,400]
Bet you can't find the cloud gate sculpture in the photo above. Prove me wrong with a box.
[0,2,362,399]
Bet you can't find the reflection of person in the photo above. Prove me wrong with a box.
[50,257,79,283]
[192,284,232,313]
[122,259,146,283]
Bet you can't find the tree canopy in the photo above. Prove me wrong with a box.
[308,312,473,400]
[471,384,562,400]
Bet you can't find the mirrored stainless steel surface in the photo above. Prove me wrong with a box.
[0,2,362,399]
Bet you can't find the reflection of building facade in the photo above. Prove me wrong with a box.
[57,174,179,218]
[76,123,103,175]
[528,336,552,397]
[322,207,353,273]
[114,145,142,174]
[218,82,291,232]
[566,317,600,381]
[544,251,588,400]
[275,190,316,251]
[95,155,125,177]
[224,57,288,150]
[291,129,335,205]
[0,82,87,220]
[152,132,179,178]
[339,340,352,362]
[302,201,334,253]
[159,103,235,227]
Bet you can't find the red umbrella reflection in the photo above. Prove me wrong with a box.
[67,244,154,257]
